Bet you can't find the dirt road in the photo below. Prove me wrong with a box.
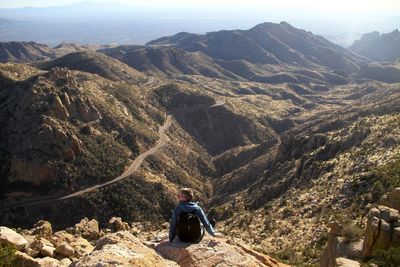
[0,115,172,210]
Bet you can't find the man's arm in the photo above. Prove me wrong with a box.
[169,206,179,242]
[196,206,216,236]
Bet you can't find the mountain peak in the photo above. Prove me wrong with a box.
[351,28,400,61]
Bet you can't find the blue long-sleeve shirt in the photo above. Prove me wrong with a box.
[169,201,215,242]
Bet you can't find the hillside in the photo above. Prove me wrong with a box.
[1,62,237,229]
[210,81,400,264]
[356,63,400,83]
[38,50,146,83]
[0,41,103,64]
[100,45,241,80]
[350,29,400,62]
[0,42,57,63]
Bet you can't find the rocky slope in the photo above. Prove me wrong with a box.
[100,45,241,80]
[350,29,400,62]
[0,62,223,228]
[0,218,287,267]
[208,81,400,265]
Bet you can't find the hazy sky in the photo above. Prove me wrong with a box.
[1,0,400,13]
[1,0,398,46]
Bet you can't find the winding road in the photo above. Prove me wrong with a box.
[0,115,172,211]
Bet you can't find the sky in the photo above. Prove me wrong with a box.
[0,0,398,46]
[1,0,400,13]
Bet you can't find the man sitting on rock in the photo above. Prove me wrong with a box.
[169,188,217,243]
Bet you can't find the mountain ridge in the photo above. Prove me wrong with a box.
[148,21,369,73]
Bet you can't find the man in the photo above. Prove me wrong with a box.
[169,188,217,243]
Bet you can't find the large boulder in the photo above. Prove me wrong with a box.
[73,218,99,240]
[377,205,399,223]
[50,231,93,259]
[362,215,381,258]
[374,220,392,250]
[14,251,41,267]
[56,243,75,257]
[155,236,288,267]
[108,217,130,232]
[14,251,63,267]
[335,257,360,267]
[71,231,178,267]
[40,244,55,257]
[27,236,55,258]
[32,220,53,238]
[0,226,28,250]
[362,192,400,258]
[381,188,400,211]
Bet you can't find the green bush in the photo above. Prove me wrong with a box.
[342,223,364,244]
[372,247,400,267]
[0,243,16,267]
[371,180,385,202]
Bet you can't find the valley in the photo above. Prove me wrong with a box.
[0,21,399,266]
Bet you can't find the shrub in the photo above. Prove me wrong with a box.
[371,180,385,202]
[372,247,400,267]
[0,243,16,267]
[316,232,328,250]
[342,223,364,244]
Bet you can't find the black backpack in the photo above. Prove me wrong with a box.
[177,212,205,243]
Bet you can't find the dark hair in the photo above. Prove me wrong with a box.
[179,188,194,201]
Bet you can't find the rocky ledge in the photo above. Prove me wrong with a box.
[0,217,287,267]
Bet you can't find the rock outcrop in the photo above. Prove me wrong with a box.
[71,231,178,267]
[32,220,53,238]
[73,218,100,241]
[322,188,400,265]
[362,188,400,258]
[1,218,289,267]
[155,236,288,267]
[381,188,400,211]
[50,230,93,259]
[108,217,130,232]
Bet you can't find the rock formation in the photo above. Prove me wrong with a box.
[362,188,400,258]
[71,231,178,267]
[321,187,400,266]
[156,236,288,267]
